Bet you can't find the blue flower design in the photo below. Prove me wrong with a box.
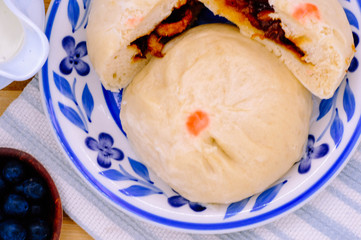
[168,191,206,212]
[298,135,329,174]
[60,36,90,76]
[85,133,124,168]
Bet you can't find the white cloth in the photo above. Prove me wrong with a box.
[0,76,361,239]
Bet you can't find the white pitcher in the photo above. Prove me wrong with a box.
[0,0,48,89]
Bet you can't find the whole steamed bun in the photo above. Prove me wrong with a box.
[120,24,313,204]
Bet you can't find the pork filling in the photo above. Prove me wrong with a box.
[130,0,204,61]
[131,0,305,61]
[225,0,305,57]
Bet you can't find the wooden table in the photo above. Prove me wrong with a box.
[0,0,93,239]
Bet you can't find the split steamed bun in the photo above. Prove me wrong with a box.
[201,0,355,98]
[120,24,313,204]
[86,0,189,90]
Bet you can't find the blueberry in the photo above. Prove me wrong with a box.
[2,161,25,183]
[15,178,45,200]
[3,194,29,217]
[0,219,26,240]
[28,219,50,240]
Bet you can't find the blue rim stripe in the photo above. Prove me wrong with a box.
[41,0,361,231]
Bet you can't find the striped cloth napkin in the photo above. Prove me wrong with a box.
[0,76,360,240]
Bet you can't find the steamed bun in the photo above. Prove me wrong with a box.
[120,24,312,204]
[201,0,355,99]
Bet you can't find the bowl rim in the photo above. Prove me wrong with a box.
[0,147,63,240]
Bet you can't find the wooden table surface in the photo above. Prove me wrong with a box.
[0,0,93,239]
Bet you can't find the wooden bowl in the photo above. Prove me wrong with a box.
[0,147,62,240]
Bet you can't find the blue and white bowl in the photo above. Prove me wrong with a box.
[40,0,361,233]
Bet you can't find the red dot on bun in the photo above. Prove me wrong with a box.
[293,3,321,22]
[186,110,209,136]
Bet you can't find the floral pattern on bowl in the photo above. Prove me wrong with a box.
[40,0,361,233]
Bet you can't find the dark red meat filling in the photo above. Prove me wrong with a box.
[225,0,305,57]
